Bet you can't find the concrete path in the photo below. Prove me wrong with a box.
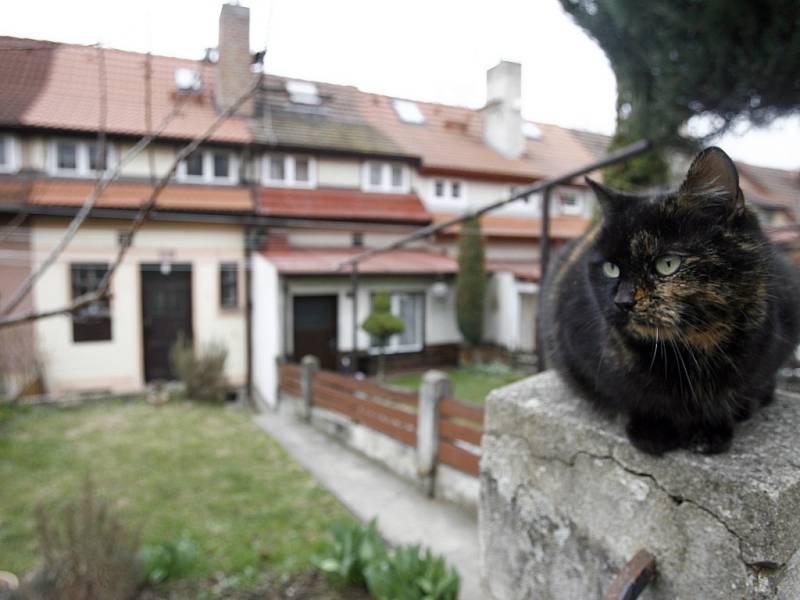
[253,405,481,600]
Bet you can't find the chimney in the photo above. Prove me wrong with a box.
[482,61,524,159]
[215,2,254,115]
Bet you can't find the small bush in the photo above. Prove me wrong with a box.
[19,478,142,600]
[139,538,198,585]
[365,545,459,600]
[312,519,386,588]
[315,520,459,600]
[169,335,228,403]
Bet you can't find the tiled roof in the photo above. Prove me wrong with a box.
[738,163,799,212]
[358,93,600,182]
[27,179,253,212]
[262,246,457,275]
[259,187,430,224]
[433,213,589,239]
[252,75,410,157]
[0,36,250,143]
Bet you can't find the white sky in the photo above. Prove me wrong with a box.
[1,0,798,170]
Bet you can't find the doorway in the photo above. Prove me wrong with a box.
[292,295,338,369]
[141,264,193,381]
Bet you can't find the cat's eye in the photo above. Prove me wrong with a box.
[655,255,682,276]
[602,262,620,279]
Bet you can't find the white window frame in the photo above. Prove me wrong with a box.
[48,138,118,177]
[432,178,467,201]
[361,161,410,193]
[558,187,586,216]
[368,291,425,354]
[176,148,239,185]
[0,135,20,174]
[261,154,317,188]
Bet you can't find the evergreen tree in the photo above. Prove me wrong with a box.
[560,0,800,188]
[455,216,486,356]
[361,290,404,380]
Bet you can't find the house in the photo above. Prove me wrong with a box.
[1,3,797,404]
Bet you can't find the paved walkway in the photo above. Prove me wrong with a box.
[253,405,481,600]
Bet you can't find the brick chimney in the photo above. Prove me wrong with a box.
[482,61,524,159]
[215,2,254,115]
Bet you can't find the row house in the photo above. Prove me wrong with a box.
[0,3,796,404]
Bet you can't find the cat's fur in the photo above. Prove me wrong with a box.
[539,147,800,455]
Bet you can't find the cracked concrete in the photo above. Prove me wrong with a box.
[479,370,800,599]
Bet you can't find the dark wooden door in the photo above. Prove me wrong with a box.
[141,264,193,381]
[293,295,338,369]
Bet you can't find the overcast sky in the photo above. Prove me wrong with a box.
[2,0,799,170]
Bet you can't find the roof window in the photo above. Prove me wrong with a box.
[286,80,321,105]
[392,99,426,124]
[522,122,543,140]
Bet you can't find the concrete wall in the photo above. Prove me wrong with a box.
[480,371,800,599]
[31,217,247,393]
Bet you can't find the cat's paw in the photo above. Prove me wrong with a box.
[625,416,682,456]
[689,423,733,455]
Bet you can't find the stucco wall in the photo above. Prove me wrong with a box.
[31,217,247,394]
[251,253,281,408]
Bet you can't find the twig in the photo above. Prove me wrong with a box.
[0,75,262,329]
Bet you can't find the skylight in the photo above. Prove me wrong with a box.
[522,122,543,140]
[286,80,321,105]
[392,99,426,125]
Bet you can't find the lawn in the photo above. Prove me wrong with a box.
[0,399,355,587]
[386,363,530,404]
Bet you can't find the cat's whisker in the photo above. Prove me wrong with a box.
[648,327,659,373]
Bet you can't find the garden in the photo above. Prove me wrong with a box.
[0,397,458,599]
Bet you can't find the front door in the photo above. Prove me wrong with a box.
[293,295,338,369]
[141,264,193,381]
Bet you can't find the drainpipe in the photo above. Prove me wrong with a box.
[351,265,359,373]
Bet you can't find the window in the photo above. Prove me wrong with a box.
[352,232,364,247]
[285,80,321,105]
[559,190,585,215]
[50,139,117,176]
[431,178,466,201]
[70,264,112,343]
[392,99,426,124]
[362,161,409,193]
[369,292,424,353]
[219,262,239,309]
[262,154,316,188]
[177,148,238,184]
[0,134,23,173]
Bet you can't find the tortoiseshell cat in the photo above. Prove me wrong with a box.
[540,147,800,455]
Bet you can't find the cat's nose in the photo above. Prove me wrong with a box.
[614,282,636,311]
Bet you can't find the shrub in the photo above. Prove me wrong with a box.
[365,545,460,600]
[313,519,386,588]
[169,335,228,403]
[362,290,405,381]
[315,520,459,600]
[19,478,142,600]
[139,538,198,585]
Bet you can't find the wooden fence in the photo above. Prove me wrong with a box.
[278,360,484,477]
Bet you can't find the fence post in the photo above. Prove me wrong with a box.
[417,370,451,497]
[300,355,319,422]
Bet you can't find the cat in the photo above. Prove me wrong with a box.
[539,146,800,456]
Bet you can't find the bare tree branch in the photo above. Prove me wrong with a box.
[0,75,262,329]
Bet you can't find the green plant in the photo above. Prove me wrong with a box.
[20,478,142,600]
[365,544,460,600]
[455,216,486,355]
[362,291,405,381]
[313,519,386,588]
[169,334,228,403]
[139,538,198,585]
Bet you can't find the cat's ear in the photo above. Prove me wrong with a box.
[679,147,745,216]
[585,177,624,215]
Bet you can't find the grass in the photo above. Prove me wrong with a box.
[0,399,355,584]
[386,363,529,404]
